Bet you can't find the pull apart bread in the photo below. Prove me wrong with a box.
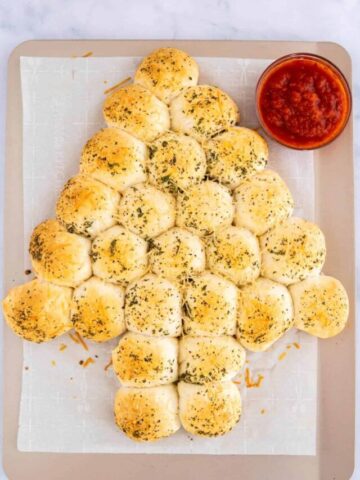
[2,46,349,444]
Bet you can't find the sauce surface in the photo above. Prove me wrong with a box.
[257,56,350,149]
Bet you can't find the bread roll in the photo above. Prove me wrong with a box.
[206,226,260,286]
[71,276,125,342]
[91,226,148,286]
[204,127,268,189]
[178,381,241,437]
[179,336,245,384]
[117,183,176,239]
[114,385,180,441]
[183,271,237,336]
[234,169,294,235]
[176,181,234,237]
[103,84,170,142]
[2,279,72,342]
[29,219,92,288]
[112,332,178,387]
[147,131,206,194]
[56,174,119,237]
[149,227,206,283]
[236,277,294,352]
[125,274,182,337]
[260,217,326,285]
[170,85,239,142]
[289,275,349,338]
[134,47,199,104]
[80,128,147,192]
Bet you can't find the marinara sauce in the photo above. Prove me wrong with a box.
[256,54,351,149]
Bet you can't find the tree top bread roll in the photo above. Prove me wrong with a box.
[203,127,268,189]
[103,84,170,142]
[29,219,92,288]
[2,279,72,343]
[125,273,182,337]
[170,85,239,142]
[80,128,147,192]
[260,217,326,285]
[236,277,294,352]
[134,47,199,104]
[112,332,178,387]
[114,385,180,441]
[178,381,242,437]
[290,275,349,338]
[56,174,119,238]
[147,131,207,194]
[176,180,234,237]
[71,276,125,342]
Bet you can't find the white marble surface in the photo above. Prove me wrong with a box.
[0,0,358,478]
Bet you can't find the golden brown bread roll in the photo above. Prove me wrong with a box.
[71,276,125,342]
[176,181,234,237]
[236,277,294,352]
[91,225,148,286]
[2,278,72,342]
[289,275,349,338]
[179,336,246,384]
[206,226,260,286]
[149,227,206,284]
[125,273,182,337]
[178,381,241,437]
[147,131,207,194]
[204,127,268,189]
[134,47,199,104]
[260,217,326,285]
[80,128,147,192]
[117,183,176,239]
[56,174,119,238]
[29,219,92,288]
[103,84,170,142]
[114,385,180,442]
[170,85,239,142]
[112,332,178,387]
[183,271,237,336]
[234,169,294,236]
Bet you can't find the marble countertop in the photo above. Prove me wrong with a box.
[0,0,358,478]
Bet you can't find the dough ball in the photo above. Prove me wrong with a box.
[260,217,326,285]
[91,225,148,287]
[2,278,72,343]
[117,183,175,239]
[29,219,91,288]
[134,47,199,104]
[71,276,125,342]
[125,273,182,337]
[204,127,268,189]
[80,128,147,192]
[176,181,234,237]
[170,85,239,142]
[289,275,349,338]
[112,332,178,387]
[206,226,260,286]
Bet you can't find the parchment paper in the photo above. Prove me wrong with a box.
[18,56,317,455]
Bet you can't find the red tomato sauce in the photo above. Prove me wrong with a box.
[257,56,350,149]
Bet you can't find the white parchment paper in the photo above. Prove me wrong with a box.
[18,56,317,455]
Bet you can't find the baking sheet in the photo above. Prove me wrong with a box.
[18,55,317,455]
